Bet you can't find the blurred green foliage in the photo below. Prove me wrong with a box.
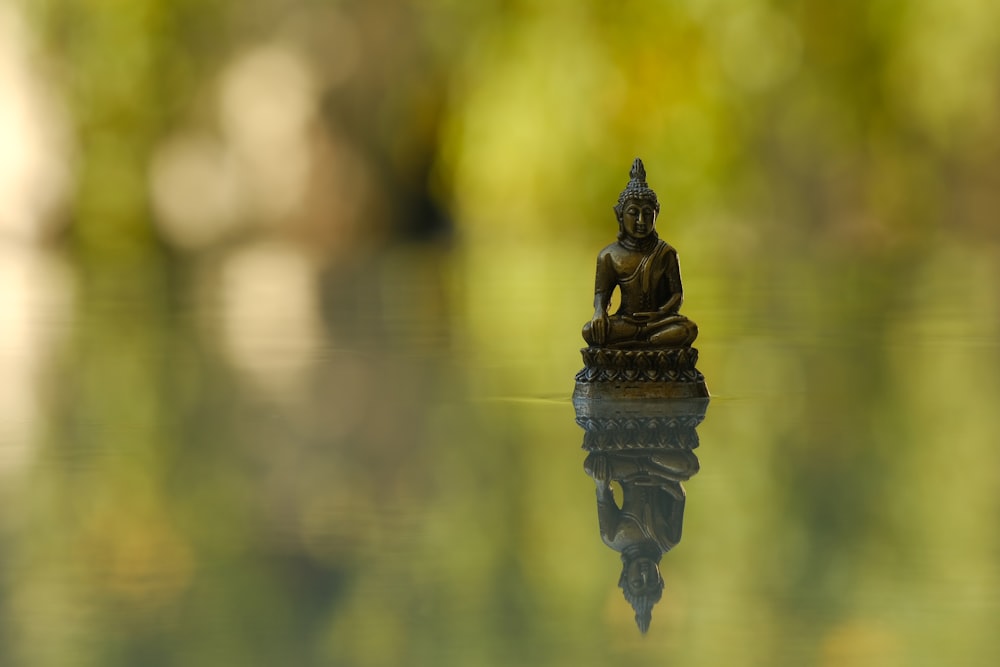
[24,0,231,257]
[16,0,1000,260]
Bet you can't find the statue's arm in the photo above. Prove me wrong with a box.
[663,250,684,311]
[596,483,621,542]
[592,252,616,315]
[588,252,616,344]
[656,488,686,548]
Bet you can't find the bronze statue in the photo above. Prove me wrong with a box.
[576,398,707,633]
[583,158,698,349]
[575,159,707,399]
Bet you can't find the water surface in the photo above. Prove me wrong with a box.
[2,237,999,666]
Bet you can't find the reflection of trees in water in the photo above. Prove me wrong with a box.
[1,258,460,665]
[7,246,1000,662]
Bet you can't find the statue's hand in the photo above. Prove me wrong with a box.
[625,311,656,324]
[590,311,610,345]
[591,455,611,483]
[633,310,684,328]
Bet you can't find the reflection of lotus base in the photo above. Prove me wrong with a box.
[574,347,708,399]
[574,396,708,451]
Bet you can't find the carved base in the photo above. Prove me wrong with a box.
[573,347,708,399]
[574,396,708,451]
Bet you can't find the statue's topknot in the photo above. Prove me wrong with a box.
[619,559,664,634]
[615,157,660,218]
[630,157,646,183]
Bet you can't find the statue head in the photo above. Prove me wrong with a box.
[618,552,664,633]
[614,158,661,242]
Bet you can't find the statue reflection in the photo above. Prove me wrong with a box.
[575,397,708,633]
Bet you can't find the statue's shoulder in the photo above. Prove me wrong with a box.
[596,241,624,263]
[597,241,621,256]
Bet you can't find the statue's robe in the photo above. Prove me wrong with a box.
[597,480,685,555]
[584,237,696,347]
[606,239,681,317]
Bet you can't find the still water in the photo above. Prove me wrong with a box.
[2,236,999,666]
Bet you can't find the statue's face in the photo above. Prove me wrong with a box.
[625,557,661,594]
[621,198,657,239]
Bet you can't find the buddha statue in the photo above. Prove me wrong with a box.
[583,158,698,348]
[574,158,707,399]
